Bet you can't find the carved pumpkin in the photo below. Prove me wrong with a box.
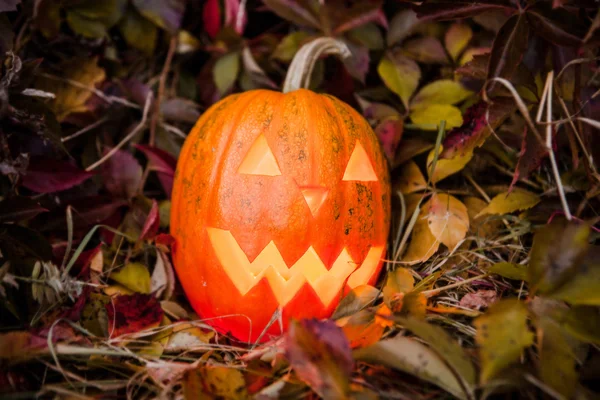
[170,39,391,342]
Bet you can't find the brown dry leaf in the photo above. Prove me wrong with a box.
[396,161,427,194]
[166,323,215,351]
[459,290,498,310]
[426,193,469,250]
[383,267,414,308]
[402,207,440,264]
[285,319,353,399]
[338,310,385,349]
[37,57,105,121]
[475,188,540,218]
[427,146,473,184]
[183,365,249,399]
[332,285,379,320]
[394,137,434,166]
[151,249,175,300]
[463,196,502,239]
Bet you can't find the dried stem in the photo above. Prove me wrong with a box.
[150,35,178,146]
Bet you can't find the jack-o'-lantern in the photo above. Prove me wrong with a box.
[170,38,391,342]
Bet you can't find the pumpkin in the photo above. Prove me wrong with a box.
[170,38,391,343]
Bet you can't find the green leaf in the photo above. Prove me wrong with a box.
[387,9,418,47]
[213,52,240,96]
[396,316,476,395]
[272,31,312,62]
[528,220,591,296]
[488,262,528,281]
[110,262,151,294]
[378,52,421,110]
[487,14,529,89]
[354,336,467,399]
[562,306,600,345]
[410,104,463,131]
[132,0,185,33]
[537,317,579,398]
[473,299,534,383]
[410,80,472,110]
[347,23,384,50]
[66,0,127,38]
[118,6,157,54]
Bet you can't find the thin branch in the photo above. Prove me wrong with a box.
[61,116,108,142]
[150,35,178,146]
[85,93,153,171]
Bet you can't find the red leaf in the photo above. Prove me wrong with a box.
[102,148,143,200]
[526,4,585,47]
[106,294,164,338]
[414,2,513,22]
[224,0,247,35]
[487,13,529,91]
[329,0,386,35]
[203,0,221,38]
[285,319,353,399]
[139,200,160,241]
[510,126,549,191]
[155,233,175,247]
[135,145,177,197]
[375,117,404,162]
[0,196,47,223]
[21,158,95,194]
[441,98,517,159]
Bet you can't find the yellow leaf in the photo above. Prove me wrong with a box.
[402,208,440,264]
[109,262,151,294]
[474,299,534,383]
[36,57,105,121]
[475,188,541,218]
[410,104,463,131]
[183,366,249,399]
[410,80,472,109]
[103,284,134,296]
[166,322,215,351]
[426,147,473,183]
[378,52,421,110]
[396,160,427,194]
[383,267,414,307]
[445,23,473,61]
[426,193,469,250]
[458,47,490,66]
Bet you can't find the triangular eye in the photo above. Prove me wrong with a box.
[238,135,281,176]
[342,141,378,182]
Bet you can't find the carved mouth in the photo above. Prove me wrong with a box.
[207,227,384,306]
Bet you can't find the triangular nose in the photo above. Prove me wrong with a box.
[300,187,329,217]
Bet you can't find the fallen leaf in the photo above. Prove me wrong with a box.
[445,23,473,61]
[510,127,548,190]
[402,37,449,64]
[106,293,164,338]
[21,158,95,194]
[425,193,469,250]
[109,262,151,294]
[396,161,427,194]
[139,200,160,241]
[36,57,106,121]
[378,51,421,110]
[402,206,440,264]
[562,306,600,345]
[410,80,472,110]
[473,299,534,383]
[135,145,177,197]
[459,290,498,310]
[354,336,467,399]
[166,323,215,351]
[285,319,353,399]
[488,262,528,281]
[382,267,414,308]
[410,104,463,131]
[463,196,502,239]
[374,116,403,161]
[395,316,476,396]
[337,310,386,349]
[102,148,143,200]
[151,249,175,300]
[475,188,540,218]
[183,365,249,399]
[332,285,379,320]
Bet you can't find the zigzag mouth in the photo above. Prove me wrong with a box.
[206,227,384,307]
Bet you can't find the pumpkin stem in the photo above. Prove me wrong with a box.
[282,37,351,93]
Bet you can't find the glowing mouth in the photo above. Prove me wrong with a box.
[207,227,385,306]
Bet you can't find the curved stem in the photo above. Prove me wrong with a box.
[282,37,351,93]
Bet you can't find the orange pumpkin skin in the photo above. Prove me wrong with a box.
[170,89,391,343]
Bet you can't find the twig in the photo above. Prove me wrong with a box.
[61,116,108,142]
[421,274,490,298]
[85,93,153,171]
[150,35,178,146]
